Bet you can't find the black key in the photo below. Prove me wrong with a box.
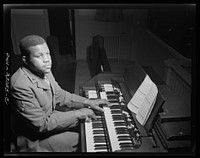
[95,146,108,150]
[94,136,106,140]
[93,137,106,141]
[94,144,107,147]
[94,140,106,143]
[120,146,134,150]
[94,146,107,149]
[119,142,133,145]
[118,138,131,141]
[116,131,128,134]
[92,118,102,121]
[111,110,121,114]
[116,128,128,134]
[108,100,119,103]
[120,144,134,149]
[92,123,104,128]
[94,138,106,141]
[106,91,117,95]
[110,105,120,109]
[107,96,118,99]
[112,115,123,120]
[93,130,105,134]
[114,122,126,126]
[117,136,131,141]
[118,135,131,139]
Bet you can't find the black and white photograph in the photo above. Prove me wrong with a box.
[3,3,197,156]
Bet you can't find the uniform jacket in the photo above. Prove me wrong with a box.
[10,66,87,151]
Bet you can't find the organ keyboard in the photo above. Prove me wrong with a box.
[84,83,142,152]
[79,62,167,153]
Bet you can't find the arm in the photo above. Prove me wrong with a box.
[48,72,111,112]
[48,72,88,109]
[11,84,78,134]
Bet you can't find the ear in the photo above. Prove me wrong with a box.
[22,56,28,65]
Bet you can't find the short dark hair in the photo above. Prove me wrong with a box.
[19,35,46,57]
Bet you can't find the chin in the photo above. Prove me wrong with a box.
[44,71,51,74]
[43,70,51,74]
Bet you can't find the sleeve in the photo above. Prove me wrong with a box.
[11,84,78,133]
[49,72,88,109]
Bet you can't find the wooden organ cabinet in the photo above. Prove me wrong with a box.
[78,61,194,153]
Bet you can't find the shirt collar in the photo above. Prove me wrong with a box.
[21,66,50,90]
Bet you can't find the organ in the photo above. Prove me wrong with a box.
[79,61,192,153]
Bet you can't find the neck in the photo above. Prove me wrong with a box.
[23,64,45,79]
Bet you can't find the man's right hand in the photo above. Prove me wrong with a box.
[74,108,96,120]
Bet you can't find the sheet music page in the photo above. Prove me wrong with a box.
[127,75,158,126]
[127,90,145,114]
[127,75,152,114]
[136,82,158,126]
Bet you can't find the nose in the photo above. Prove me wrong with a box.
[43,54,51,63]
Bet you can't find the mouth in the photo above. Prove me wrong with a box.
[45,65,51,69]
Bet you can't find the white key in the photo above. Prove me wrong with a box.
[103,84,114,92]
[103,106,121,151]
[85,121,95,152]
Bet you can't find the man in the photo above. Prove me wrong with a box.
[10,35,110,152]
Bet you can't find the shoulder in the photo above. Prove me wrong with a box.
[10,68,30,89]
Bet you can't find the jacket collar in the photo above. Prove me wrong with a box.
[21,67,51,90]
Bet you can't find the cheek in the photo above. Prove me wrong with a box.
[30,58,44,69]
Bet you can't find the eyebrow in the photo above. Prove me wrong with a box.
[33,52,43,56]
[33,51,49,56]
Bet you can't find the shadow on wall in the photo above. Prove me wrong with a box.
[86,35,111,78]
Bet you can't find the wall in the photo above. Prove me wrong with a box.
[10,9,76,92]
[11,9,50,55]
[75,8,191,79]
[10,9,50,75]
[130,23,191,78]
[75,9,149,60]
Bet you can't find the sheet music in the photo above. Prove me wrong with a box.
[128,90,145,114]
[127,75,158,126]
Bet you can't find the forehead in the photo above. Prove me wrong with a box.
[27,43,49,55]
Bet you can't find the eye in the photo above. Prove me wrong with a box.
[36,55,42,58]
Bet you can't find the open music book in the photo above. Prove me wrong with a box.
[127,75,158,126]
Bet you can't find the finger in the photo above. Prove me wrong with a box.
[101,100,111,107]
[93,106,104,112]
[89,114,97,120]
[103,100,111,106]
[98,99,111,105]
[85,116,92,122]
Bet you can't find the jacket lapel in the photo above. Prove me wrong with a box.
[37,80,51,90]
[22,67,56,109]
[21,67,51,90]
